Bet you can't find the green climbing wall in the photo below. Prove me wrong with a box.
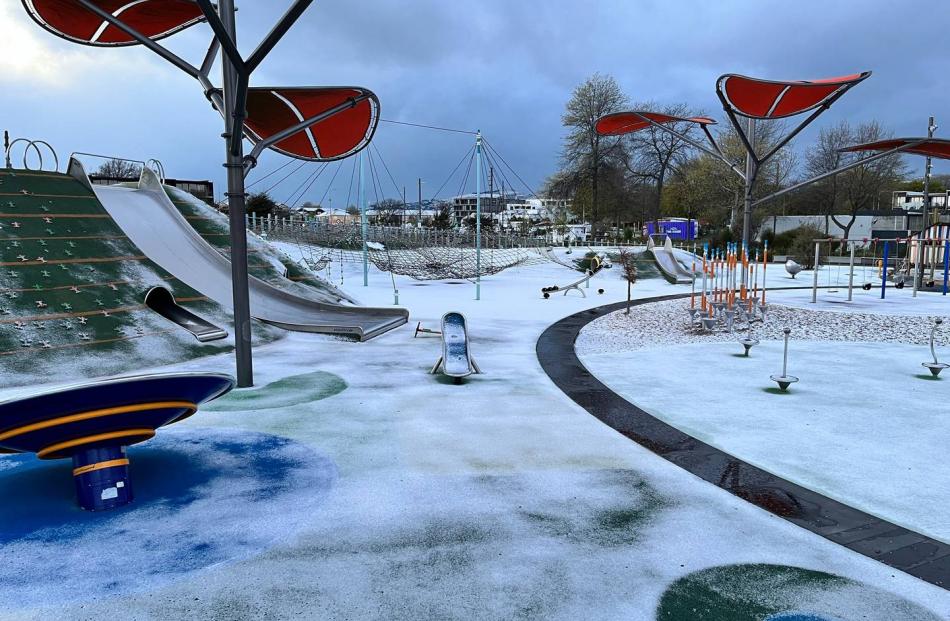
[0,169,266,387]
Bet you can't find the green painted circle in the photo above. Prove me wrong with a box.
[204,371,347,412]
[656,564,941,621]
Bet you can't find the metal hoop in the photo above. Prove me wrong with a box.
[145,158,166,182]
[5,138,60,172]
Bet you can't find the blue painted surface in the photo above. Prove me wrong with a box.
[0,428,336,608]
[73,445,132,511]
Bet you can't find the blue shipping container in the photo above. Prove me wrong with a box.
[644,219,698,240]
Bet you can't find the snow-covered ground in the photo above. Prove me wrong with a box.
[579,278,950,541]
[1,250,948,619]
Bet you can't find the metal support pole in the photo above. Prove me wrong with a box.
[741,117,756,248]
[916,116,936,297]
[475,131,482,300]
[360,150,368,286]
[418,178,423,229]
[881,241,890,299]
[847,242,856,301]
[811,241,819,303]
[218,0,253,387]
[914,230,925,298]
[943,239,950,296]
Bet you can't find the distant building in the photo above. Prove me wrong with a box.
[88,175,215,205]
[165,179,215,205]
[891,190,950,211]
[451,190,511,224]
[759,212,909,243]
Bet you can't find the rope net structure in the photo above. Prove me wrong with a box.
[258,217,550,280]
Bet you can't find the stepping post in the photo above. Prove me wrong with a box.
[922,318,949,378]
[770,328,799,391]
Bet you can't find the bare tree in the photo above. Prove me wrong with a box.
[804,121,851,233]
[623,102,703,229]
[94,158,142,179]
[804,120,906,240]
[559,73,628,226]
[370,198,404,226]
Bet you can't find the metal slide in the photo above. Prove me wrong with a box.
[430,311,480,381]
[69,159,408,340]
[646,237,693,284]
[144,286,228,342]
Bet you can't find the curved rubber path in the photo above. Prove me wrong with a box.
[537,293,950,590]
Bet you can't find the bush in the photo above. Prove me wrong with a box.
[761,228,798,255]
[787,225,827,269]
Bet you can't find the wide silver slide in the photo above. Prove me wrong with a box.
[70,158,408,340]
[646,236,694,284]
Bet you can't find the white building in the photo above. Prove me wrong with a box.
[891,191,950,211]
[758,213,908,244]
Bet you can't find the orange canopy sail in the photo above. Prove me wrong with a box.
[22,0,206,46]
[717,72,870,119]
[242,87,380,161]
[841,138,950,160]
[596,111,716,136]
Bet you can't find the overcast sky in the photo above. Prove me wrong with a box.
[2,0,947,207]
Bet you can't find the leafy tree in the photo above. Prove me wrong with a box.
[787,225,826,269]
[94,158,142,179]
[618,247,638,314]
[432,203,452,229]
[558,73,628,226]
[246,192,277,216]
[464,215,495,232]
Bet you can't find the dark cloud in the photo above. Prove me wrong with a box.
[4,0,948,207]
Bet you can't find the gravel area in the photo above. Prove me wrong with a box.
[577,297,950,355]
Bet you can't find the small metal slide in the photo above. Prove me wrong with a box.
[646,237,694,284]
[144,286,228,342]
[430,311,480,382]
[69,158,408,341]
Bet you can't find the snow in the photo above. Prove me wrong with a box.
[579,282,950,543]
[1,249,949,619]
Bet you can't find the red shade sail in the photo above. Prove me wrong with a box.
[243,87,380,161]
[22,0,206,46]
[717,72,870,119]
[840,138,950,160]
[595,111,716,136]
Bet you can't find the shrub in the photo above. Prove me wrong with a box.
[787,225,827,269]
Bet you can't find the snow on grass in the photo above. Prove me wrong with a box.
[577,294,950,355]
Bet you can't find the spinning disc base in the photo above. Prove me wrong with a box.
[922,362,949,378]
[770,374,799,392]
[72,445,133,511]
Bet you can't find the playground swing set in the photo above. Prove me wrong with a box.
[806,232,950,304]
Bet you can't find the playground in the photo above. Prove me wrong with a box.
[3,1,950,620]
